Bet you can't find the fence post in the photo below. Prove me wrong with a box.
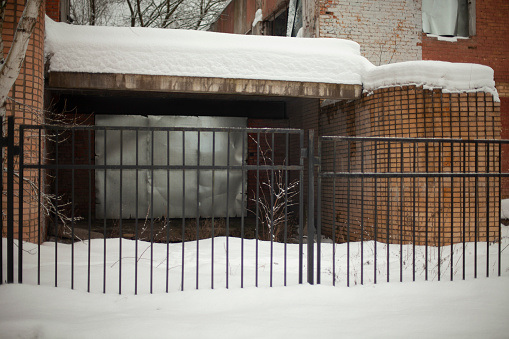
[0,116,3,285]
[307,130,315,285]
[6,116,15,283]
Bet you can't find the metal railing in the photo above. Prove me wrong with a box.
[316,135,506,286]
[2,119,307,293]
[1,116,507,293]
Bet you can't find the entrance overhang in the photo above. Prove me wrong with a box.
[47,72,362,100]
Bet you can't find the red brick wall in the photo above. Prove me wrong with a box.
[319,0,422,65]
[422,1,509,85]
[2,0,45,243]
[500,97,509,198]
[320,86,501,245]
[422,1,509,197]
[46,0,60,21]
[210,0,288,34]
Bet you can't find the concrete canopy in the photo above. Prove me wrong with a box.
[45,18,368,100]
[47,72,362,100]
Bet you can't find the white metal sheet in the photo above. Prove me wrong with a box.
[96,115,247,219]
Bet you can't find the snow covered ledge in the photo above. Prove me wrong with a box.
[44,17,365,99]
[363,61,499,102]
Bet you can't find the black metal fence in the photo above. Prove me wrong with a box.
[315,135,505,286]
[1,116,507,293]
[2,118,308,293]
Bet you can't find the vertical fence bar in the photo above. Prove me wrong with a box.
[374,141,378,285]
[226,131,230,289]
[181,131,186,291]
[0,117,3,285]
[399,142,405,282]
[386,142,391,283]
[486,143,490,278]
[347,140,351,287]
[498,143,502,277]
[307,130,314,285]
[102,129,107,293]
[438,142,442,281]
[412,143,416,282]
[462,143,466,280]
[332,140,336,286]
[18,124,24,284]
[316,135,321,285]
[55,127,60,287]
[196,131,200,290]
[211,131,216,289]
[6,117,15,284]
[71,129,75,289]
[256,132,260,287]
[450,141,454,281]
[283,132,289,286]
[298,131,304,284]
[38,127,42,286]
[474,143,478,279]
[135,129,139,295]
[87,129,92,292]
[361,141,365,285]
[241,131,246,288]
[119,130,123,294]
[166,130,170,293]
[150,130,155,293]
[270,132,274,288]
[399,142,403,283]
[425,142,429,281]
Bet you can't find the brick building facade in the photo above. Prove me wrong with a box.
[210,0,504,244]
[2,0,46,243]
[1,0,67,242]
[211,0,508,147]
[1,0,503,246]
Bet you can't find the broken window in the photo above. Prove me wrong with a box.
[422,0,474,37]
[287,0,303,37]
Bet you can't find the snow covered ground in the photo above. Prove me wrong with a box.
[1,225,508,338]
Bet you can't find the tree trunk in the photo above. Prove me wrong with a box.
[0,0,43,118]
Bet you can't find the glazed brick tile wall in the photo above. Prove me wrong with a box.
[2,0,45,243]
[318,0,422,65]
[319,86,500,246]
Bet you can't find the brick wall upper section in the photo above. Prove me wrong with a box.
[2,0,45,123]
[319,86,501,245]
[422,0,509,87]
[46,0,60,21]
[319,0,422,65]
[210,0,288,34]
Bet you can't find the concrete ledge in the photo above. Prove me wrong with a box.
[47,72,362,100]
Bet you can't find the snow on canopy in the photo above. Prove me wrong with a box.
[44,16,370,85]
[44,17,498,100]
[363,61,499,101]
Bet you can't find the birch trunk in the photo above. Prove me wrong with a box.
[0,0,43,118]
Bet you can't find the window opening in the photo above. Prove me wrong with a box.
[422,0,473,37]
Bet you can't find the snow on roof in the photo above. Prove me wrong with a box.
[44,17,371,86]
[44,17,499,101]
[363,61,499,101]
